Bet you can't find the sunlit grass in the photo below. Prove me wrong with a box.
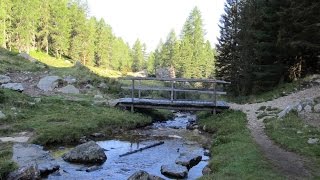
[30,51,73,68]
[87,65,122,78]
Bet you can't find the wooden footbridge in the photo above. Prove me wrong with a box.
[117,77,230,113]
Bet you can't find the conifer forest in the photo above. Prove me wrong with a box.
[0,0,319,96]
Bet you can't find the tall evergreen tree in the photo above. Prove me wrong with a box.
[68,1,94,65]
[10,0,41,52]
[36,0,50,54]
[94,19,113,67]
[216,0,241,95]
[131,39,144,72]
[160,30,177,68]
[181,7,208,78]
[0,0,11,48]
[49,0,71,58]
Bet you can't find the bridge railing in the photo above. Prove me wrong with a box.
[120,77,230,112]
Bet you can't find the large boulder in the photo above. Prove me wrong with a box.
[156,67,176,78]
[12,143,60,177]
[160,164,188,179]
[128,170,164,180]
[58,85,79,94]
[7,165,40,180]
[0,75,11,84]
[175,153,202,169]
[37,76,61,91]
[1,83,24,92]
[62,141,107,164]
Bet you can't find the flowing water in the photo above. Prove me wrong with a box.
[48,112,210,180]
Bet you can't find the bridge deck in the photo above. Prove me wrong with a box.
[117,98,229,111]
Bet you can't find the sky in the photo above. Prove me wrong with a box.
[87,0,226,52]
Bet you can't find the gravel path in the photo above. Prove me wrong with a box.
[229,85,320,179]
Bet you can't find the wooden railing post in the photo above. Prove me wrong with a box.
[213,82,217,114]
[170,81,174,103]
[138,80,141,99]
[131,79,135,112]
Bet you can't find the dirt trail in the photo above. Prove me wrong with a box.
[230,85,320,179]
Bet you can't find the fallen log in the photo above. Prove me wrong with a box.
[119,141,164,157]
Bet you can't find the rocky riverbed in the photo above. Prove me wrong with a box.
[10,112,210,180]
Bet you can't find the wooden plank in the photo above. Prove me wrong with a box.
[121,77,231,84]
[121,86,227,95]
[118,104,225,111]
[118,98,229,108]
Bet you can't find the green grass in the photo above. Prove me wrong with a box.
[29,51,73,68]
[198,110,283,179]
[0,48,44,73]
[0,89,152,145]
[264,112,320,177]
[227,81,299,104]
[0,142,17,180]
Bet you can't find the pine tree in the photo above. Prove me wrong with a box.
[181,7,208,78]
[160,30,177,68]
[131,39,144,72]
[10,0,41,53]
[0,0,11,48]
[278,0,320,79]
[68,1,94,65]
[49,0,71,58]
[36,0,50,54]
[216,0,241,95]
[147,52,156,75]
[94,19,113,67]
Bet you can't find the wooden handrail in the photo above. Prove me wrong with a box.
[121,86,227,95]
[122,77,230,113]
[121,77,231,84]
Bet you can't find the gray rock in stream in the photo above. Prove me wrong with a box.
[128,170,165,180]
[7,165,41,180]
[160,164,188,179]
[12,143,60,177]
[175,153,202,169]
[62,141,107,164]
